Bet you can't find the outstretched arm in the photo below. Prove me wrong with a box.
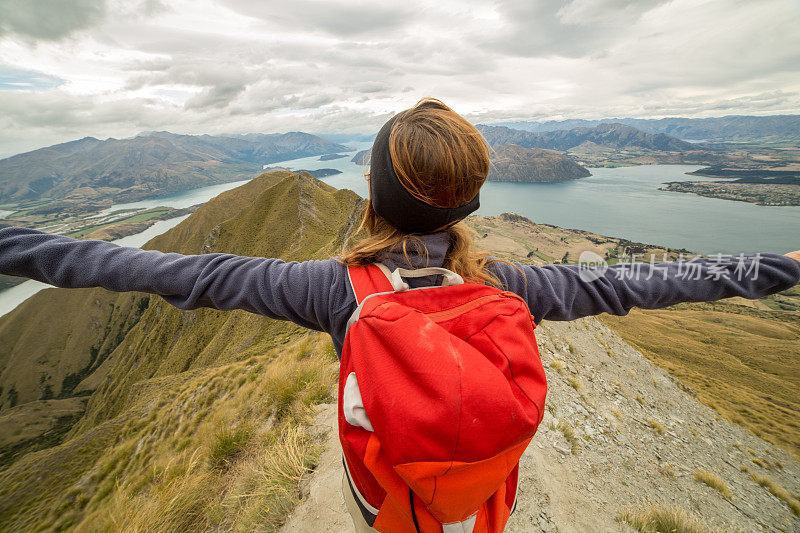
[493,252,800,323]
[0,226,347,333]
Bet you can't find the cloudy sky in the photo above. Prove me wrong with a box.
[0,0,798,157]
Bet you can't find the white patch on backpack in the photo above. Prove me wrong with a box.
[343,372,374,431]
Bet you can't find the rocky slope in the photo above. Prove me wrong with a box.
[488,144,591,182]
[285,316,800,532]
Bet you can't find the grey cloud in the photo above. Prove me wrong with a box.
[228,85,339,116]
[184,83,249,110]
[1,0,799,159]
[353,81,390,94]
[219,0,414,36]
[481,0,668,58]
[0,0,107,41]
[130,62,254,88]
[638,90,799,116]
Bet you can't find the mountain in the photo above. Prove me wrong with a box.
[0,169,362,530]
[488,144,591,182]
[0,131,348,205]
[496,115,800,142]
[478,123,695,152]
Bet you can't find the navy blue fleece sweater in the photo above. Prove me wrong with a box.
[0,226,798,357]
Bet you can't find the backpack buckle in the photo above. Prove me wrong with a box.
[379,264,465,292]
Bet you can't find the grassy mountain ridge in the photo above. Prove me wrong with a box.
[69,170,360,435]
[0,289,149,410]
[0,170,361,531]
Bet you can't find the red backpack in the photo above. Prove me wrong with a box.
[339,263,547,533]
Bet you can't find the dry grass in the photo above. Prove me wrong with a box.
[693,469,732,499]
[0,334,337,532]
[618,504,712,533]
[210,425,253,469]
[611,407,622,419]
[550,359,566,374]
[648,419,666,436]
[567,377,583,390]
[750,472,800,516]
[557,419,579,453]
[602,295,800,459]
[100,449,214,532]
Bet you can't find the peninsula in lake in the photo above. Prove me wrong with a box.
[660,168,800,206]
[488,144,591,182]
[351,144,591,183]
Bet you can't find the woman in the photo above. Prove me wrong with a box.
[0,98,798,532]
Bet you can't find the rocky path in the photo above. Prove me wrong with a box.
[282,317,800,532]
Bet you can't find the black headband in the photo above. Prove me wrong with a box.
[368,111,480,234]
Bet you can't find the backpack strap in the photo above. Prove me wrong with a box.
[347,263,395,305]
[348,263,467,303]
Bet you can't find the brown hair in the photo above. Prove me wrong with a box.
[340,97,507,286]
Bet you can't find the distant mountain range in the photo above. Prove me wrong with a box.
[493,115,800,142]
[0,131,348,204]
[477,123,695,152]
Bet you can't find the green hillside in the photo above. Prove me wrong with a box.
[0,170,361,531]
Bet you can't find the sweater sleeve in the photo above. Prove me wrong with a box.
[491,253,800,323]
[0,226,348,333]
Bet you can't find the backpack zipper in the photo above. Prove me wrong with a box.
[424,294,504,322]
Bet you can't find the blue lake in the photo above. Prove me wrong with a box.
[278,148,800,255]
[2,144,799,317]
